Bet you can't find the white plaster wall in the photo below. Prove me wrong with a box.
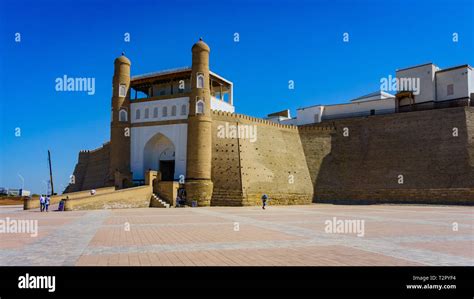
[131,124,188,180]
[323,98,395,118]
[296,105,324,125]
[469,69,474,98]
[267,116,297,125]
[211,96,235,113]
[296,98,395,125]
[131,97,189,123]
[396,64,437,103]
[279,118,297,125]
[351,92,394,103]
[436,67,471,102]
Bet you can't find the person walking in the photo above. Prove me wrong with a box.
[39,195,45,212]
[261,194,268,210]
[45,195,50,212]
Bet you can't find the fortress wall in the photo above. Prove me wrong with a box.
[211,114,244,206]
[24,187,116,210]
[63,151,89,193]
[211,111,313,206]
[64,143,111,193]
[297,125,334,187]
[300,106,474,205]
[64,185,152,211]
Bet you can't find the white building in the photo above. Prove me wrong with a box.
[267,91,395,126]
[436,65,474,104]
[395,63,474,111]
[395,63,439,108]
[296,91,395,125]
[267,62,473,125]
[265,109,297,125]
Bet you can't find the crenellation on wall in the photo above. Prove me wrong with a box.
[211,110,299,131]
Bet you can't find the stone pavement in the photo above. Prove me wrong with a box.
[0,204,472,266]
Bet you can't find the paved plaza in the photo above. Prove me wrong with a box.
[0,204,472,266]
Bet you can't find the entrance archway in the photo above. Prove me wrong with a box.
[143,133,176,181]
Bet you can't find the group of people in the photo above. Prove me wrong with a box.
[39,195,51,212]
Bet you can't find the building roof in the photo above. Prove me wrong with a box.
[297,90,394,110]
[115,54,131,65]
[396,62,472,74]
[436,64,472,74]
[192,39,210,52]
[131,67,233,85]
[296,103,323,110]
[267,109,291,118]
[131,67,191,81]
[350,90,394,102]
[396,62,435,72]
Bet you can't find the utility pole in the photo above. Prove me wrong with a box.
[48,150,55,195]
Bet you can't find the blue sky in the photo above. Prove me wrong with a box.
[0,0,473,194]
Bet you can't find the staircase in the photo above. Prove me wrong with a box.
[150,193,170,208]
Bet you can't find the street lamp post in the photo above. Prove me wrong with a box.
[18,174,24,190]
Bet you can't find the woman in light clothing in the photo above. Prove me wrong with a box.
[39,195,45,212]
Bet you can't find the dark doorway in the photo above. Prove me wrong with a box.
[160,160,175,181]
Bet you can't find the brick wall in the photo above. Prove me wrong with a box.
[211,111,313,206]
[64,143,112,193]
[211,115,243,206]
[300,106,474,205]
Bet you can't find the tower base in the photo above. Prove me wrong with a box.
[185,180,213,206]
[114,170,132,190]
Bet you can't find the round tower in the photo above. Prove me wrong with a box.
[109,53,131,187]
[185,39,214,206]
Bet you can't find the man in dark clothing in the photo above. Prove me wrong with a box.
[261,194,268,210]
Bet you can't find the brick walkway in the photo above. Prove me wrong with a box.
[0,204,472,266]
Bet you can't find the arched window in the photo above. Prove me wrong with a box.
[162,106,168,117]
[181,104,187,116]
[144,108,149,119]
[197,73,204,89]
[196,100,204,114]
[135,109,141,120]
[119,84,127,97]
[153,107,158,118]
[171,105,177,116]
[119,109,127,122]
